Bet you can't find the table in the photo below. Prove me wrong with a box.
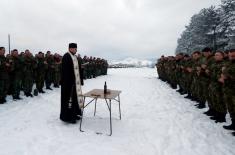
[79,89,122,136]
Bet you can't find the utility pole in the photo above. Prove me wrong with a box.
[8,34,11,54]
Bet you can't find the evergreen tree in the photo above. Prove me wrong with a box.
[175,0,234,54]
[221,0,235,49]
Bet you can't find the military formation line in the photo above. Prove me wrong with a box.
[0,47,108,104]
[156,48,235,136]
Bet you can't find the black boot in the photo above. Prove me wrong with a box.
[13,96,22,100]
[180,91,187,95]
[46,87,53,90]
[232,132,235,136]
[29,93,33,97]
[210,111,218,120]
[185,94,192,99]
[204,109,215,116]
[197,101,206,109]
[215,116,226,123]
[0,99,5,104]
[190,96,197,101]
[171,84,177,89]
[223,119,235,130]
[177,88,183,93]
[212,112,226,123]
[210,111,219,120]
[177,88,186,95]
[16,96,22,100]
[198,104,206,109]
[54,84,59,88]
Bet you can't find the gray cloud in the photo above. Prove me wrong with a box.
[0,0,221,60]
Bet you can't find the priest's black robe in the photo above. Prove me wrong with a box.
[60,52,84,122]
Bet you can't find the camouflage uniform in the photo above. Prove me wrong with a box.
[168,58,177,89]
[35,55,47,93]
[87,59,93,79]
[222,59,235,129]
[23,54,36,97]
[184,57,194,98]
[190,56,201,101]
[53,55,61,87]
[45,54,55,89]
[208,59,226,122]
[82,56,88,79]
[175,56,185,94]
[0,55,10,103]
[91,59,97,78]
[101,60,108,75]
[11,54,24,99]
[196,55,214,108]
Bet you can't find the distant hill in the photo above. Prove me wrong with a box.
[109,57,156,68]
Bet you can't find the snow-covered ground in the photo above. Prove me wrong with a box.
[0,68,234,155]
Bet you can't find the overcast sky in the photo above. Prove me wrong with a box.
[0,0,221,60]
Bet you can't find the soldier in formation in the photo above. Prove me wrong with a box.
[156,48,235,136]
[0,47,10,103]
[80,55,108,80]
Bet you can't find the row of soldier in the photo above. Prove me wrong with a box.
[156,48,235,135]
[0,47,108,104]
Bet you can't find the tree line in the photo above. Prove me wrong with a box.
[176,0,235,54]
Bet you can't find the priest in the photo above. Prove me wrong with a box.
[60,43,84,124]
